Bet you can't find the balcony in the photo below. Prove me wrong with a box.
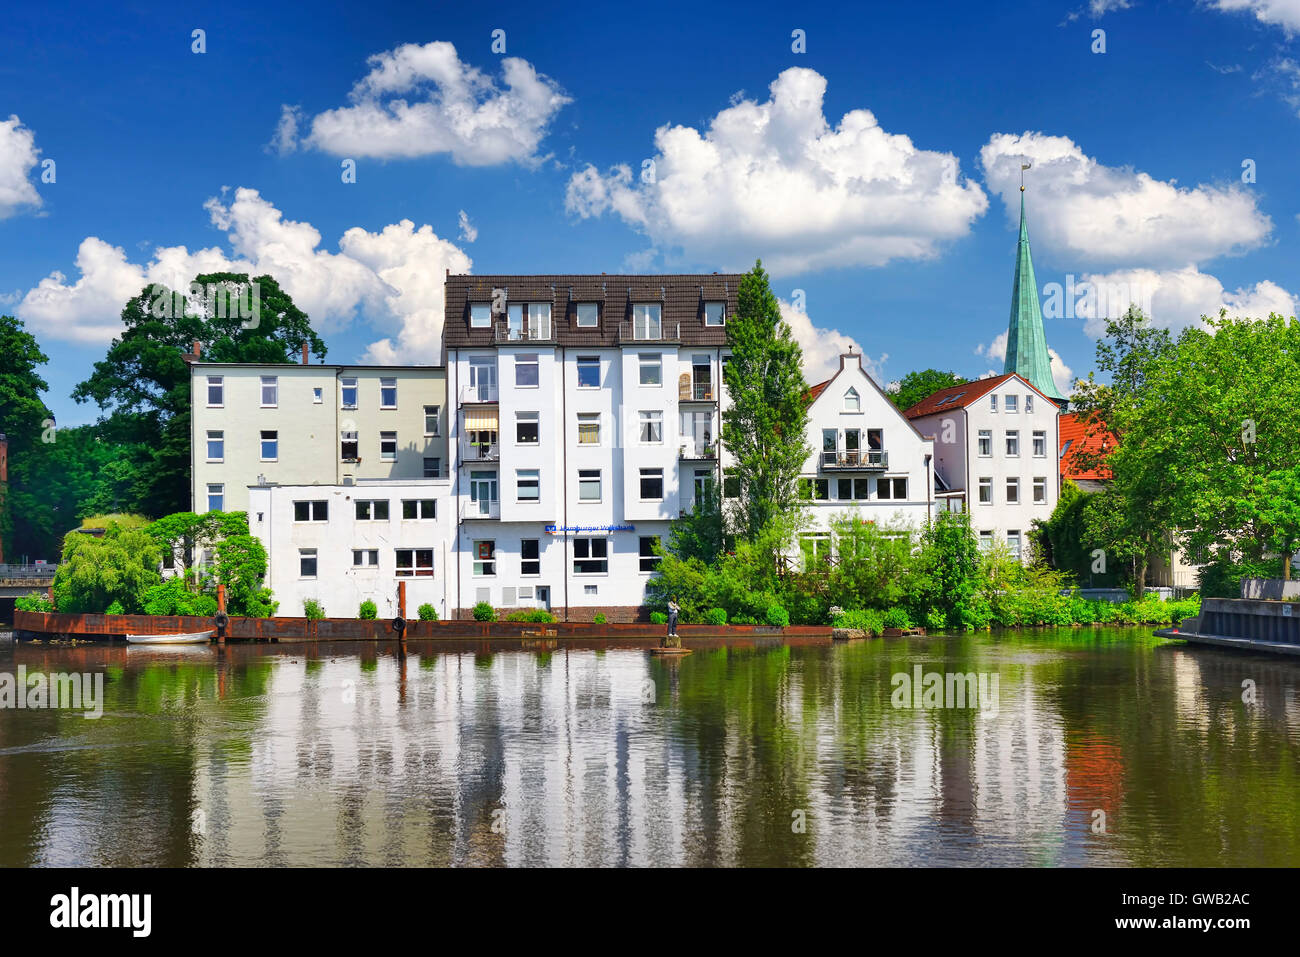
[459,383,499,404]
[616,319,681,344]
[821,449,888,470]
[680,441,718,460]
[460,498,501,520]
[494,323,555,344]
[460,441,500,463]
[679,381,716,402]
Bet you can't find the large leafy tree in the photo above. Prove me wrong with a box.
[889,369,969,411]
[0,314,53,558]
[721,261,812,544]
[52,524,163,614]
[72,273,326,516]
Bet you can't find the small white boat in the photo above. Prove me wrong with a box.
[124,629,215,645]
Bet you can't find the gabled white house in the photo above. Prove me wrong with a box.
[906,372,1061,561]
[795,353,936,563]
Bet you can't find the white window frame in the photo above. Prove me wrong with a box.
[299,548,318,579]
[577,412,600,446]
[341,377,358,409]
[639,467,665,501]
[576,356,600,389]
[572,536,609,575]
[424,405,441,437]
[1033,477,1047,503]
[515,353,540,388]
[1032,430,1047,457]
[704,301,725,326]
[473,540,496,576]
[260,429,278,462]
[207,483,224,512]
[380,431,397,462]
[469,302,492,328]
[380,377,397,410]
[639,410,663,444]
[632,303,662,340]
[516,469,540,503]
[207,375,224,407]
[294,500,328,523]
[639,353,662,387]
[1006,430,1020,457]
[575,302,599,328]
[1006,477,1020,504]
[977,429,992,457]
[352,549,379,567]
[260,375,278,408]
[578,468,602,503]
[206,430,224,463]
[978,477,993,504]
[844,387,861,413]
[516,411,539,445]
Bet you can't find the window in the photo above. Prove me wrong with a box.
[353,549,379,567]
[573,537,609,574]
[207,376,223,406]
[313,387,323,404]
[977,429,992,457]
[1007,530,1022,561]
[1005,395,1018,413]
[516,470,540,502]
[990,394,998,412]
[400,499,436,519]
[508,303,551,340]
[470,302,492,328]
[516,354,539,387]
[521,539,541,576]
[299,548,317,578]
[396,549,435,578]
[473,540,495,576]
[978,477,993,504]
[578,469,602,502]
[853,478,871,500]
[294,500,328,522]
[704,301,725,326]
[341,430,359,460]
[1033,477,1047,503]
[837,478,852,500]
[577,356,600,388]
[380,431,397,462]
[207,483,224,512]
[1026,395,1034,414]
[633,303,661,339]
[723,469,740,499]
[577,412,600,445]
[1006,477,1020,504]
[424,405,441,436]
[576,302,599,327]
[341,377,357,408]
[380,378,397,409]
[978,530,993,551]
[639,353,662,386]
[639,410,663,444]
[879,477,907,500]
[206,430,224,462]
[1006,430,1020,456]
[639,536,661,572]
[844,387,861,412]
[423,457,441,478]
[640,468,664,500]
[258,429,278,461]
[355,499,389,521]
[1033,430,1047,457]
[798,478,830,500]
[261,375,278,407]
[516,411,539,444]
[800,533,832,567]
[584,584,598,596]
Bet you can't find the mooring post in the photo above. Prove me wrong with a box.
[398,580,407,619]
[216,583,227,646]
[395,581,408,644]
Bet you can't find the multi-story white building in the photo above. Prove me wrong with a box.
[189,352,448,515]
[906,373,1060,561]
[795,352,936,563]
[443,274,736,621]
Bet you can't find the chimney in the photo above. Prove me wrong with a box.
[193,341,201,357]
[839,351,861,372]
[301,342,309,365]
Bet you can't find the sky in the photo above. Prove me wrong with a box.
[3,0,1300,427]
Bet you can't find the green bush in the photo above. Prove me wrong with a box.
[358,599,378,620]
[832,608,885,635]
[105,600,125,615]
[14,592,54,613]
[417,603,438,621]
[141,579,218,617]
[303,599,326,620]
[732,614,758,625]
[473,601,495,621]
[764,603,790,627]
[592,612,608,624]
[703,607,728,625]
[527,609,556,623]
[649,611,668,624]
[924,608,946,632]
[882,607,912,630]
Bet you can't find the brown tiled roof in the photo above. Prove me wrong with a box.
[444,273,743,350]
[1059,412,1115,480]
[903,372,1057,419]
[806,379,832,402]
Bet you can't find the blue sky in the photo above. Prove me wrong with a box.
[4,0,1300,426]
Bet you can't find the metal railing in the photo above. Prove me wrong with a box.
[680,442,717,460]
[680,382,714,401]
[493,323,555,343]
[616,319,681,343]
[820,449,888,470]
[0,563,56,578]
[460,498,501,520]
[459,383,499,404]
[460,442,500,462]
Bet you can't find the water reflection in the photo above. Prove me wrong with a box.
[0,630,1297,867]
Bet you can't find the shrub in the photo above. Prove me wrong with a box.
[592,612,608,624]
[649,611,668,625]
[473,601,495,621]
[732,614,758,625]
[832,608,885,635]
[527,609,556,623]
[417,603,438,621]
[303,599,325,620]
[15,592,54,613]
[925,608,946,632]
[703,607,728,625]
[505,610,531,622]
[764,603,790,627]
[882,607,912,630]
[105,600,125,615]
[141,579,218,617]
[358,600,378,620]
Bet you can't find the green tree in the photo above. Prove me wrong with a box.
[889,369,970,411]
[666,477,725,564]
[52,524,163,613]
[918,510,981,628]
[72,273,326,516]
[214,532,277,616]
[721,261,812,544]
[0,314,53,558]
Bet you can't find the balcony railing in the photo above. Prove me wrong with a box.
[493,323,555,343]
[459,383,499,404]
[0,563,56,579]
[460,498,501,520]
[680,441,717,460]
[616,319,681,344]
[820,449,888,470]
[680,382,715,401]
[460,442,500,462]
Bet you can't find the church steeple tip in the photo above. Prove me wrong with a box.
[1003,185,1065,405]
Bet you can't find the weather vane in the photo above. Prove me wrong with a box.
[1020,161,1032,192]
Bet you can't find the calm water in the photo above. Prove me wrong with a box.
[0,629,1297,867]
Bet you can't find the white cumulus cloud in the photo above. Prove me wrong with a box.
[975,330,1073,394]
[980,131,1272,268]
[17,188,471,361]
[781,299,886,385]
[0,115,43,219]
[457,209,478,242]
[1209,0,1300,34]
[280,41,571,166]
[1075,265,1297,335]
[565,67,988,274]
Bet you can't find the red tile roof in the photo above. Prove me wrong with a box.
[1059,413,1114,480]
[806,379,832,402]
[904,372,1060,419]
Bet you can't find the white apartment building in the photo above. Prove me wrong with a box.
[906,373,1061,561]
[443,274,736,621]
[189,354,449,515]
[249,478,452,620]
[796,352,936,564]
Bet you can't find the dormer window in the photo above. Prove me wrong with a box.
[470,302,491,328]
[576,302,599,327]
[704,302,725,326]
[633,303,662,340]
[844,387,861,412]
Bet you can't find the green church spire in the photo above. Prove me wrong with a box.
[1003,189,1064,403]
